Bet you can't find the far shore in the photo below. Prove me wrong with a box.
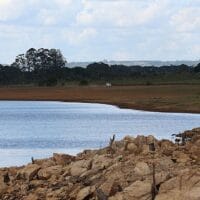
[0,85,200,113]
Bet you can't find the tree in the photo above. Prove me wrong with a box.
[49,49,66,69]
[13,54,27,72]
[25,48,37,72]
[13,48,67,72]
[194,63,200,73]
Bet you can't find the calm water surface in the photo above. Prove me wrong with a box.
[0,101,199,167]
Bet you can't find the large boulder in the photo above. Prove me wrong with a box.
[156,169,200,200]
[100,179,122,197]
[70,159,92,177]
[92,155,113,170]
[108,193,123,200]
[189,145,200,163]
[172,151,191,163]
[76,186,95,200]
[134,136,147,147]
[160,140,175,156]
[17,164,41,181]
[123,136,135,143]
[111,180,152,200]
[38,165,63,180]
[126,142,138,153]
[34,158,55,168]
[53,153,75,165]
[124,180,152,200]
[134,162,151,176]
[0,174,8,196]
[146,135,158,147]
[155,171,171,185]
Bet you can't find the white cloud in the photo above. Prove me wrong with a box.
[192,44,200,55]
[171,7,200,32]
[77,0,169,27]
[0,0,199,63]
[0,0,26,21]
[37,9,61,26]
[0,0,74,25]
[63,28,97,45]
[112,51,133,61]
[54,0,72,7]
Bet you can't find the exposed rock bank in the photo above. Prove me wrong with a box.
[0,128,200,200]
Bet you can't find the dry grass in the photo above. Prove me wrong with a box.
[0,85,200,113]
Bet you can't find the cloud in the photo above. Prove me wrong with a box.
[63,28,97,45]
[77,0,169,28]
[0,0,74,25]
[54,0,72,7]
[0,0,199,63]
[37,9,59,26]
[111,51,134,61]
[171,7,200,32]
[0,0,26,21]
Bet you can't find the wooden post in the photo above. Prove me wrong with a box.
[149,142,158,200]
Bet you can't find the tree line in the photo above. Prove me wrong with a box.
[0,48,200,86]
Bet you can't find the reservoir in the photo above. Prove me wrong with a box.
[0,101,199,167]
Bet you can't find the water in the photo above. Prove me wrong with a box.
[0,101,199,167]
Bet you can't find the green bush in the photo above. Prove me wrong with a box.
[79,80,89,86]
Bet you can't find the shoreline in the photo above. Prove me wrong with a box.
[1,99,200,114]
[0,85,200,114]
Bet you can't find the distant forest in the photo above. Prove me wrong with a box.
[0,48,200,86]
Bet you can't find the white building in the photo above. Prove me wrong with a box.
[106,82,112,87]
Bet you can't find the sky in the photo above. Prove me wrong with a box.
[0,0,199,64]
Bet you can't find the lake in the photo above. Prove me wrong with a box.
[0,101,199,167]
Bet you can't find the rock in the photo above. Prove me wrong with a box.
[80,168,101,178]
[108,193,123,200]
[100,179,122,197]
[92,155,113,170]
[69,185,82,199]
[46,187,69,199]
[76,186,94,200]
[38,165,63,180]
[157,157,174,170]
[123,136,135,143]
[17,164,41,181]
[29,180,45,188]
[134,136,147,147]
[53,153,75,165]
[0,176,8,196]
[0,129,199,200]
[23,193,38,200]
[147,135,156,144]
[70,160,91,177]
[134,162,151,176]
[123,180,152,200]
[189,145,200,163]
[172,151,191,163]
[160,140,175,156]
[155,171,170,185]
[34,158,55,168]
[142,144,150,155]
[126,143,137,153]
[156,169,200,200]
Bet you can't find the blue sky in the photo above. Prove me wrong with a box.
[0,0,199,64]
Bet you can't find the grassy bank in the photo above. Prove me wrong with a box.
[0,85,200,113]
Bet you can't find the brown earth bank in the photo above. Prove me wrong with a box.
[0,85,200,113]
[0,128,200,200]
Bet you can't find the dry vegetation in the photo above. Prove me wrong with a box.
[0,85,200,113]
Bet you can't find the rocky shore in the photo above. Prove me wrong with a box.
[0,128,200,200]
